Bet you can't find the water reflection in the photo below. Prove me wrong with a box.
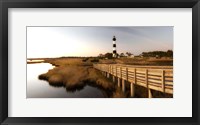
[43,78,112,96]
[47,81,85,92]
[27,63,107,98]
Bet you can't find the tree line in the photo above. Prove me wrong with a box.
[141,50,173,57]
[98,50,173,59]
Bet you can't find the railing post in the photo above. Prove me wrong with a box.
[161,70,165,93]
[134,68,136,84]
[122,79,125,93]
[118,67,122,87]
[116,66,117,77]
[146,69,148,88]
[107,65,110,78]
[130,68,136,97]
[112,66,115,83]
[120,67,122,79]
[112,65,113,75]
[146,69,152,98]
[126,67,128,81]
[109,65,111,74]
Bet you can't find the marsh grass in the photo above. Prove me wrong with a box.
[99,57,173,66]
[45,58,93,67]
[39,66,87,88]
[38,65,115,92]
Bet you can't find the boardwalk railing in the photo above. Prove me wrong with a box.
[93,64,173,98]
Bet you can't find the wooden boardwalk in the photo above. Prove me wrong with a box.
[93,64,173,98]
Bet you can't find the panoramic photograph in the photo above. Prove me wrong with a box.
[27,26,173,98]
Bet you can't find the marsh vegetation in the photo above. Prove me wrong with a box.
[27,57,173,98]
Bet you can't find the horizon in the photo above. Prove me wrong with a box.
[27,50,173,60]
[27,26,173,58]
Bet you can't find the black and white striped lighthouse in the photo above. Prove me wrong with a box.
[112,36,117,58]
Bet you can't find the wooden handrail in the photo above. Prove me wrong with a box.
[93,64,173,95]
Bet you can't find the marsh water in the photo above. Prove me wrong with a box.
[27,63,107,98]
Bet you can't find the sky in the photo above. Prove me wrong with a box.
[27,26,173,58]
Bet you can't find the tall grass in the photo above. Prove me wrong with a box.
[39,65,115,91]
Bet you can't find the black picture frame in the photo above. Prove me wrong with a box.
[0,0,199,125]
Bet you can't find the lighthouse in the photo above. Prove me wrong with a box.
[113,36,117,58]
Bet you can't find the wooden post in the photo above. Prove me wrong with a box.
[145,69,148,88]
[107,65,109,78]
[122,79,125,92]
[117,67,122,88]
[126,67,128,81]
[116,66,117,77]
[134,68,136,84]
[110,65,111,74]
[118,77,121,87]
[161,70,165,93]
[112,65,113,75]
[148,89,152,98]
[109,65,110,74]
[123,67,128,94]
[130,82,135,97]
[112,65,115,82]
[120,67,122,79]
[110,65,112,77]
[146,69,152,98]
